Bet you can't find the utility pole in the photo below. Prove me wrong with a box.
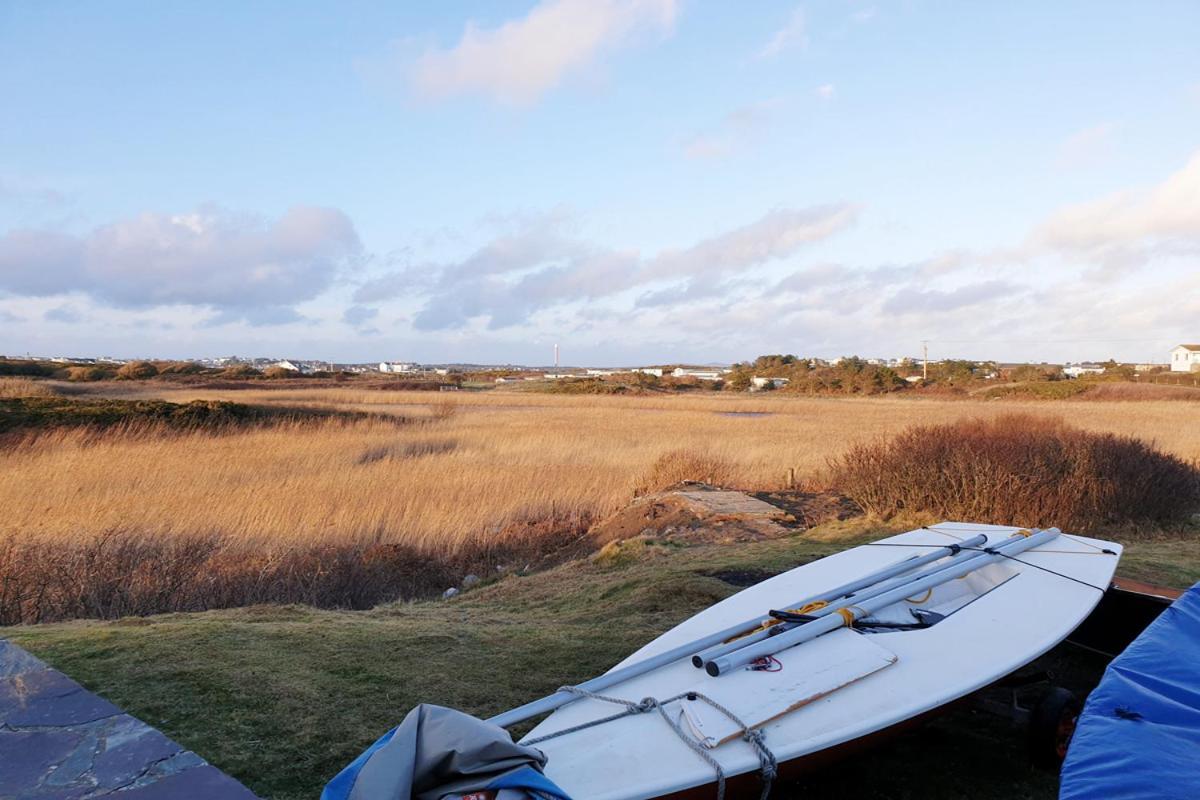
[922,340,929,381]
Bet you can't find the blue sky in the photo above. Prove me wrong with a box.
[2,1,1199,365]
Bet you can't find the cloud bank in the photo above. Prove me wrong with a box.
[354,204,859,331]
[410,0,678,105]
[0,205,362,322]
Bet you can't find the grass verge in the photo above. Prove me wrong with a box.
[5,520,1198,800]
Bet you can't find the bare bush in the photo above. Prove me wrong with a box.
[638,449,739,493]
[828,414,1200,533]
[429,398,458,421]
[0,512,595,625]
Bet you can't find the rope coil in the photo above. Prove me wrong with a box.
[525,686,777,800]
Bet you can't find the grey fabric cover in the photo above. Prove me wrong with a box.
[348,704,550,800]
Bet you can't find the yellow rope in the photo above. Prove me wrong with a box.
[759,600,829,630]
[725,599,829,642]
[905,587,933,604]
[836,608,856,627]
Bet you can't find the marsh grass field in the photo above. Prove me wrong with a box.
[7,382,1200,552]
[4,378,1200,798]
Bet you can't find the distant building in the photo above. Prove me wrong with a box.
[1170,345,1200,373]
[1062,362,1105,378]
[586,369,620,376]
[750,376,789,390]
[632,367,663,377]
[672,367,723,381]
[273,360,301,372]
[379,362,416,374]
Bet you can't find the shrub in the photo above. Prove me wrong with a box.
[116,360,159,380]
[828,415,1200,533]
[0,533,460,625]
[984,381,1089,400]
[638,449,739,492]
[0,359,57,377]
[263,366,299,379]
[429,398,458,421]
[158,361,209,375]
[221,364,261,379]
[67,365,115,382]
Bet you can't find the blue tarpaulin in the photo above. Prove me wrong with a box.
[1060,582,1200,800]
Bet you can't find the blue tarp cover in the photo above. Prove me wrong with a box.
[1060,582,1200,800]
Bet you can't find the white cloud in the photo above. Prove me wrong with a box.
[0,206,362,321]
[43,304,85,323]
[1033,149,1200,254]
[759,6,807,59]
[358,204,858,331]
[881,280,1022,314]
[680,100,778,160]
[646,206,859,280]
[1057,122,1116,169]
[409,0,678,105]
[815,84,835,100]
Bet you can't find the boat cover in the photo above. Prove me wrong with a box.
[322,704,572,800]
[1059,582,1200,800]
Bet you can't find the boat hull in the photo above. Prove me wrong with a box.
[525,523,1122,800]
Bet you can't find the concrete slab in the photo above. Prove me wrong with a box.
[0,639,258,799]
[675,489,788,518]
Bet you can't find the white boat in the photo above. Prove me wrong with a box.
[520,522,1122,800]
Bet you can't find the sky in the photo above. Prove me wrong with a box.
[1,0,1199,366]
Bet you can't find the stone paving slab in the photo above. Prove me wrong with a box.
[676,490,789,518]
[0,639,258,800]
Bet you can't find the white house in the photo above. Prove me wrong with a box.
[272,360,301,372]
[632,367,663,377]
[1170,345,1200,373]
[672,367,723,381]
[379,361,416,374]
[1062,362,1105,378]
[750,376,790,390]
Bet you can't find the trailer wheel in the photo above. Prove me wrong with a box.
[1029,686,1081,770]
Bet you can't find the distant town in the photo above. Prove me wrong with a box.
[5,343,1199,386]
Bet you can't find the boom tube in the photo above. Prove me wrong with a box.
[487,530,989,728]
[703,528,1060,676]
[690,532,991,667]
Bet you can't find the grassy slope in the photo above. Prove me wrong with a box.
[6,523,1198,800]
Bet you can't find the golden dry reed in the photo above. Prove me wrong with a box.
[4,389,1200,555]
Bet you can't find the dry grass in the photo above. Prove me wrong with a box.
[0,377,57,398]
[5,388,1200,620]
[6,390,1200,551]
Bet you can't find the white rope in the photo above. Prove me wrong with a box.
[525,686,777,800]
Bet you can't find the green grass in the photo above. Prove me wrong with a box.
[0,397,385,433]
[982,381,1090,400]
[4,521,1198,800]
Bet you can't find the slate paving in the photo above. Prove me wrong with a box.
[0,639,258,800]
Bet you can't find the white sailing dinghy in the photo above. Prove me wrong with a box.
[494,522,1122,800]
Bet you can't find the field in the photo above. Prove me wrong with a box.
[0,522,1088,800]
[4,380,1200,798]
[6,383,1200,554]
